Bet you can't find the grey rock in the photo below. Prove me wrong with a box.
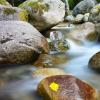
[73,0,96,16]
[0,21,49,64]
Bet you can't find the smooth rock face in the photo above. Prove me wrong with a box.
[73,0,96,16]
[89,52,100,71]
[38,75,98,100]
[19,0,65,31]
[0,5,28,21]
[89,4,100,23]
[0,21,49,64]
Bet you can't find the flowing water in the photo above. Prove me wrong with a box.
[0,30,100,99]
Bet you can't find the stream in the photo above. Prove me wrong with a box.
[0,29,100,100]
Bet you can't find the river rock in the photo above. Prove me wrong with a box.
[66,22,98,43]
[96,23,100,34]
[0,0,11,7]
[83,13,90,22]
[74,14,84,23]
[89,52,100,71]
[19,0,65,31]
[37,75,98,100]
[0,21,49,64]
[73,0,96,16]
[89,4,100,23]
[33,68,66,77]
[0,5,28,21]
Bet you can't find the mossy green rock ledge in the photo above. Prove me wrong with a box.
[19,0,65,31]
[0,0,11,7]
[0,5,28,21]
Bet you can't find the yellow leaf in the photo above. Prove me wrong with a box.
[49,82,59,92]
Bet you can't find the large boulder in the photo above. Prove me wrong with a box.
[89,4,100,23]
[0,21,49,64]
[19,0,65,31]
[37,75,98,100]
[73,0,96,16]
[0,0,11,7]
[89,52,100,71]
[0,5,28,21]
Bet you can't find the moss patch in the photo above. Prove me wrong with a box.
[19,1,49,14]
[19,10,28,21]
[0,0,10,6]
[3,8,16,15]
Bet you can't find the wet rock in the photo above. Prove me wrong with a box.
[37,75,98,100]
[33,53,69,67]
[66,22,98,43]
[74,14,84,23]
[0,5,28,21]
[49,31,69,52]
[89,52,100,71]
[0,21,49,64]
[65,15,75,22]
[0,0,11,7]
[33,68,66,77]
[73,0,96,16]
[19,0,65,31]
[89,4,100,23]
[96,23,100,34]
[83,13,90,22]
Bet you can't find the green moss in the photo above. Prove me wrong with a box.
[19,10,28,21]
[19,1,49,14]
[0,0,10,6]
[3,8,16,15]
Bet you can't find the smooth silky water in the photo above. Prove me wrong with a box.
[0,35,100,99]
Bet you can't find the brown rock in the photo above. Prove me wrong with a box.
[37,75,98,100]
[89,52,100,71]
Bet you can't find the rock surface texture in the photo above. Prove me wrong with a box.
[38,75,98,100]
[19,0,66,31]
[0,21,49,64]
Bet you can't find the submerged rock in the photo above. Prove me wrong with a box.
[73,0,96,16]
[89,52,100,71]
[89,4,100,23]
[37,75,98,100]
[19,0,65,31]
[0,0,11,7]
[49,31,69,52]
[33,68,66,77]
[0,5,28,21]
[0,21,49,64]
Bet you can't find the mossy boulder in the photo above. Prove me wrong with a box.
[89,4,100,23]
[0,5,28,21]
[19,0,65,31]
[37,75,98,100]
[0,0,11,6]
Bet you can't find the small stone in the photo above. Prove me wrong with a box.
[74,14,84,23]
[83,13,90,22]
